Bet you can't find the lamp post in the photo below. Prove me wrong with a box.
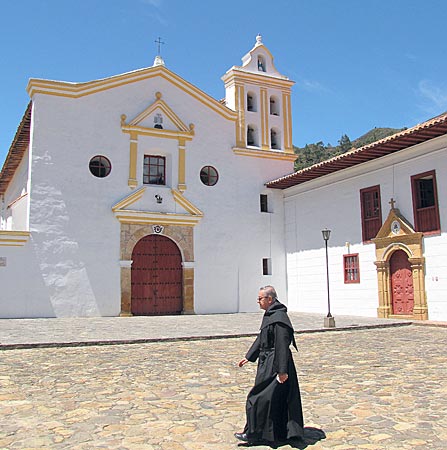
[322,228,336,328]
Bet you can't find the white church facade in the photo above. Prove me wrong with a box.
[1,36,447,321]
[0,35,295,318]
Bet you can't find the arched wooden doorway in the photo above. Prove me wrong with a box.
[131,235,183,315]
[390,250,414,315]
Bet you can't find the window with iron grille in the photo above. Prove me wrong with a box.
[343,254,360,283]
[143,155,165,185]
[411,170,440,233]
[360,185,382,242]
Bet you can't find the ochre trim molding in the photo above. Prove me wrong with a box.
[0,230,30,247]
[112,187,146,212]
[260,88,268,149]
[114,211,202,226]
[232,147,297,161]
[282,92,293,152]
[222,69,295,90]
[172,189,203,216]
[112,187,203,226]
[28,66,238,121]
[235,83,245,148]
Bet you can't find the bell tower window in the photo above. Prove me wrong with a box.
[247,125,259,147]
[270,128,281,149]
[270,96,280,116]
[257,55,266,72]
[247,92,257,112]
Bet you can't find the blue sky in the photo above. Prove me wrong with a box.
[1,0,447,165]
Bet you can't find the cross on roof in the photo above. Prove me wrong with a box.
[389,198,396,209]
[155,37,165,55]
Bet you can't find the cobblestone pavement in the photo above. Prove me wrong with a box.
[0,312,411,348]
[1,325,446,449]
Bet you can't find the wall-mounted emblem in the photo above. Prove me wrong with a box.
[152,225,164,234]
[391,220,401,235]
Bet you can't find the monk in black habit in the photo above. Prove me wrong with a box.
[235,285,304,445]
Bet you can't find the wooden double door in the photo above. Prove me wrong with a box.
[390,250,414,315]
[131,235,183,315]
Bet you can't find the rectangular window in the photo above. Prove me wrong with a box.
[143,155,166,185]
[343,254,360,283]
[360,185,382,242]
[262,258,272,275]
[411,170,440,233]
[260,194,268,212]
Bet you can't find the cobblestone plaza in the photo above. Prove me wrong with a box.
[1,320,446,449]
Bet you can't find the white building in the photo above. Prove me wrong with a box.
[0,35,295,318]
[2,35,447,321]
[268,113,447,322]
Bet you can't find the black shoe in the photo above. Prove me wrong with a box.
[234,432,249,442]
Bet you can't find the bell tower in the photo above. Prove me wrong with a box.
[222,34,295,156]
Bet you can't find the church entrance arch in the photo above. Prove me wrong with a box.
[390,250,414,315]
[131,234,183,315]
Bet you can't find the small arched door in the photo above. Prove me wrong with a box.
[131,234,183,315]
[390,250,414,315]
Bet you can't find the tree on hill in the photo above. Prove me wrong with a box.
[293,127,405,171]
[338,134,352,153]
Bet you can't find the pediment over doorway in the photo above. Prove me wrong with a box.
[373,201,428,320]
[374,207,416,240]
[373,205,423,260]
[111,187,203,227]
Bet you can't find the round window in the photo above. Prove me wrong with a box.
[200,166,218,186]
[89,155,111,178]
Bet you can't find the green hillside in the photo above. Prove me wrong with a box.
[293,127,406,171]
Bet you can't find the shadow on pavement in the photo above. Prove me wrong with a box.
[238,427,326,448]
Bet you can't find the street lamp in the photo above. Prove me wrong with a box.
[322,228,336,328]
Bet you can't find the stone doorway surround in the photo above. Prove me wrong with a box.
[373,203,428,320]
[119,223,195,316]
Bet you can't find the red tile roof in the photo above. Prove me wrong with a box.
[266,111,447,189]
[0,102,32,195]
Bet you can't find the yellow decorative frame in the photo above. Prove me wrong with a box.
[373,207,428,320]
[0,231,30,247]
[121,92,195,192]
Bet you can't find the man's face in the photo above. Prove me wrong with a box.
[257,290,272,310]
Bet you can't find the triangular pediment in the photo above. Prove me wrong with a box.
[375,207,415,240]
[121,91,195,140]
[112,187,203,227]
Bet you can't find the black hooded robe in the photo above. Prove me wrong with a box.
[243,301,304,443]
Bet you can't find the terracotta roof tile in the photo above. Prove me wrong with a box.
[0,102,32,195]
[266,111,447,189]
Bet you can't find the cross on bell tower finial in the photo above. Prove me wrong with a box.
[389,198,396,209]
[153,37,166,67]
[155,37,165,55]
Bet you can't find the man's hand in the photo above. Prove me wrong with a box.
[276,373,289,383]
[238,358,249,367]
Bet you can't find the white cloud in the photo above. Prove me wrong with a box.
[418,80,447,114]
[140,0,163,6]
[299,78,329,93]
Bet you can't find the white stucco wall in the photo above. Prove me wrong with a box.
[284,135,447,321]
[0,66,294,317]
[1,147,30,231]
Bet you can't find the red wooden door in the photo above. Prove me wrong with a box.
[131,235,183,315]
[390,250,414,315]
